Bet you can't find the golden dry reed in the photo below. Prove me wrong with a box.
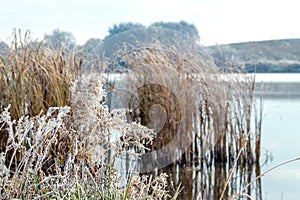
[101,37,263,199]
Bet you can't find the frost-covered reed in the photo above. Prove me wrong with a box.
[0,31,178,199]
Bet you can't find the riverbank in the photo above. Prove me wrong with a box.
[253,73,300,99]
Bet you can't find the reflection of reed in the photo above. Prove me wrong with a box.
[162,161,262,200]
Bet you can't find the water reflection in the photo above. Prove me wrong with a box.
[158,159,262,199]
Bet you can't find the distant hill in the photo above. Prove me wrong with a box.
[207,39,300,73]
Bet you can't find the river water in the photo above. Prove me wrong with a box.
[255,73,300,200]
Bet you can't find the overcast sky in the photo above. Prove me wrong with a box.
[1,0,299,46]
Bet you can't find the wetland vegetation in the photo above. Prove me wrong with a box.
[2,27,298,200]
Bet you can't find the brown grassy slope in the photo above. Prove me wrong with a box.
[208,39,300,72]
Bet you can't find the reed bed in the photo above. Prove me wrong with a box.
[0,30,81,119]
[102,41,261,165]
[100,32,263,199]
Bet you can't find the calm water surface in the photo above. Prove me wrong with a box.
[257,74,300,200]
